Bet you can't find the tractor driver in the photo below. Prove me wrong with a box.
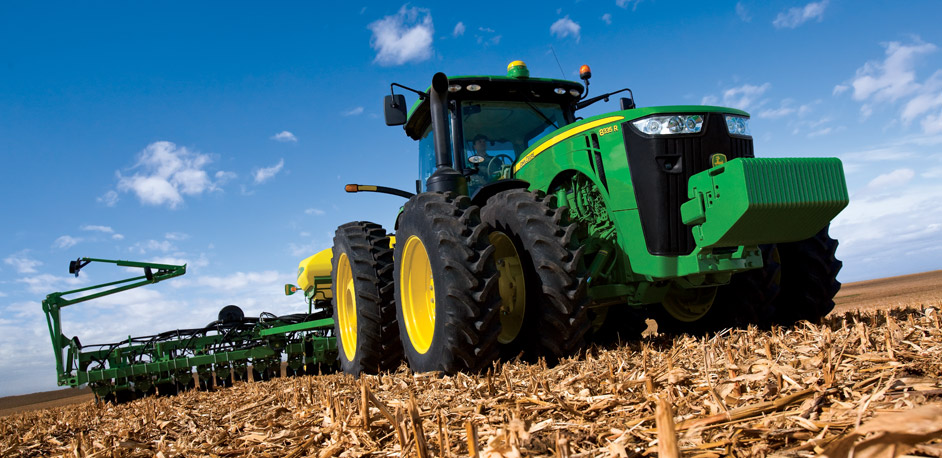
[467,134,496,191]
[470,134,492,163]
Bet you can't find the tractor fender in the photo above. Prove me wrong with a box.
[470,179,530,208]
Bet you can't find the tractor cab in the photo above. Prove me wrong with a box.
[388,61,584,195]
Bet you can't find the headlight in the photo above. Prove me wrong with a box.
[632,115,703,135]
[724,115,751,136]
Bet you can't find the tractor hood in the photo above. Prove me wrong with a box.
[514,105,750,174]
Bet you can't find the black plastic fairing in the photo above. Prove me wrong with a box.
[623,113,755,256]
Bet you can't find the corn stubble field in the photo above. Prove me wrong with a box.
[3,274,942,458]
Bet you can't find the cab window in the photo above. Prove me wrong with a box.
[459,101,565,193]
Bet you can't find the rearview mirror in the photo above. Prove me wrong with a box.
[384,94,407,126]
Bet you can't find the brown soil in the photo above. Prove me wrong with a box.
[0,388,93,417]
[834,269,942,313]
[3,270,938,418]
[2,270,940,457]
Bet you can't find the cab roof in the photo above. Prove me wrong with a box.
[404,75,584,140]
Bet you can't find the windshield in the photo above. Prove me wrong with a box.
[417,100,566,194]
[459,101,566,164]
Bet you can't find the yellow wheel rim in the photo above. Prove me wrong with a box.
[336,252,358,362]
[490,232,526,344]
[400,235,436,354]
[662,287,717,322]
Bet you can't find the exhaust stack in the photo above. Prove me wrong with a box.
[425,72,467,194]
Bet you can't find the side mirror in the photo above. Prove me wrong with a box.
[620,97,636,110]
[384,94,407,126]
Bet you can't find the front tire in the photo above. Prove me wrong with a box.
[394,192,501,373]
[707,244,782,330]
[770,225,842,325]
[480,189,590,362]
[331,221,401,375]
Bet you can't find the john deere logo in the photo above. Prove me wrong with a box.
[711,153,727,167]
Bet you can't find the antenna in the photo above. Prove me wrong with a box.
[550,45,566,78]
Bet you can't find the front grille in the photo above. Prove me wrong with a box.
[623,113,754,256]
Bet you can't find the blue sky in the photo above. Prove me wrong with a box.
[2,1,941,396]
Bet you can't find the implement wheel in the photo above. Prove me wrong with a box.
[331,221,401,375]
[480,189,590,361]
[660,287,718,323]
[769,225,842,325]
[394,192,501,373]
[652,285,718,335]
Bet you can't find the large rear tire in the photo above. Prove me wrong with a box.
[770,225,842,325]
[394,192,501,373]
[331,221,401,375]
[480,189,589,362]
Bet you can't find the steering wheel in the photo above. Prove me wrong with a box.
[486,154,515,177]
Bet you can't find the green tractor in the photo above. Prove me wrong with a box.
[332,61,848,375]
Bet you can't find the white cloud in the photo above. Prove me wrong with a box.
[4,252,42,274]
[829,178,942,281]
[616,0,642,10]
[17,273,85,294]
[81,225,113,234]
[924,110,942,134]
[808,127,833,137]
[923,167,942,179]
[788,116,835,137]
[771,102,812,119]
[601,13,612,25]
[453,21,465,37]
[130,240,175,254]
[115,141,226,209]
[837,142,928,177]
[78,224,124,243]
[550,16,581,42]
[164,232,189,241]
[838,40,942,132]
[772,0,828,29]
[757,99,804,119]
[53,235,80,249]
[901,89,942,123]
[254,159,285,184]
[289,241,323,257]
[342,107,365,116]
[305,208,325,216]
[705,83,771,111]
[97,190,118,207]
[368,6,434,66]
[735,2,751,22]
[271,131,298,143]
[867,168,916,189]
[215,170,237,184]
[832,84,850,95]
[197,271,281,290]
[475,27,501,46]
[850,41,936,103]
[148,254,209,269]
